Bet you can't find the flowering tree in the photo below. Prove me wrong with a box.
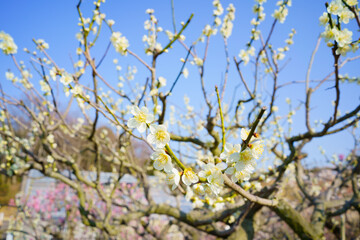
[0,0,360,239]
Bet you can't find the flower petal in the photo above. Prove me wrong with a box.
[138,123,146,133]
[127,118,139,128]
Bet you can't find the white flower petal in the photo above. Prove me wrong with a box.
[131,106,140,115]
[140,106,149,113]
[225,167,235,175]
[147,134,156,144]
[146,113,154,123]
[182,175,192,186]
[127,118,139,128]
[138,123,147,133]
[164,162,173,173]
[153,161,163,170]
[216,162,227,170]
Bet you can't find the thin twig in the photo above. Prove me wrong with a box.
[215,86,226,153]
[241,107,266,152]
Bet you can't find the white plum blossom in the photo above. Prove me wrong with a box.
[238,148,257,171]
[143,34,162,55]
[75,60,84,68]
[35,39,49,49]
[225,161,251,182]
[274,49,285,61]
[22,70,32,80]
[151,149,173,172]
[228,148,256,173]
[339,9,354,24]
[239,50,250,65]
[213,0,224,16]
[127,106,154,133]
[76,47,82,55]
[146,9,154,14]
[239,47,255,65]
[220,4,235,38]
[166,168,180,190]
[47,134,57,149]
[251,28,261,40]
[272,6,289,23]
[321,25,339,42]
[203,24,217,37]
[336,45,352,56]
[192,183,205,196]
[345,0,358,6]
[110,32,129,55]
[165,30,174,40]
[147,124,170,148]
[240,128,264,159]
[182,68,189,78]
[194,57,203,67]
[220,143,241,163]
[70,84,83,96]
[223,129,265,183]
[107,19,115,27]
[182,168,199,186]
[0,31,17,55]
[39,80,51,94]
[214,17,222,26]
[285,38,294,45]
[46,155,54,164]
[60,72,73,85]
[204,182,222,196]
[240,128,254,142]
[249,139,264,159]
[5,71,14,81]
[144,21,151,31]
[198,161,227,185]
[247,46,255,56]
[319,0,356,56]
[335,28,352,47]
[319,13,329,26]
[327,0,343,15]
[158,76,166,87]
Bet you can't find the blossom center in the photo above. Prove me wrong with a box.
[135,112,146,123]
[240,151,252,163]
[155,130,167,141]
[158,154,167,164]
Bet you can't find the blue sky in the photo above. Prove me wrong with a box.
[1,0,359,166]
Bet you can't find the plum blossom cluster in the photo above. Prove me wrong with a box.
[320,0,359,56]
[110,31,129,55]
[213,0,224,17]
[35,39,49,50]
[127,105,265,204]
[272,0,291,24]
[237,0,268,65]
[221,129,264,183]
[250,0,267,41]
[259,28,296,74]
[127,105,180,189]
[239,1,284,66]
[142,9,163,55]
[184,130,264,209]
[200,0,223,39]
[239,46,255,65]
[198,0,224,41]
[220,3,235,38]
[0,31,17,55]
